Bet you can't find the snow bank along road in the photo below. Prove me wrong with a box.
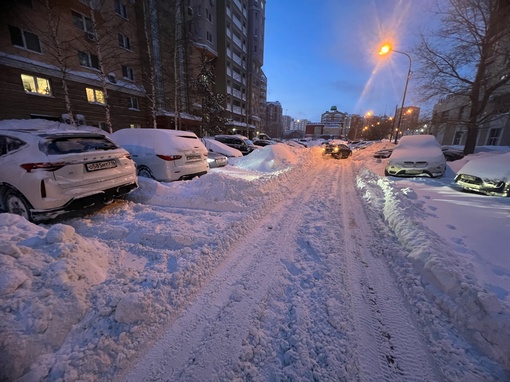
[4,146,508,381]
[114,153,505,381]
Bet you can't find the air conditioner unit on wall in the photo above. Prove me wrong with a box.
[86,32,96,41]
[107,73,117,83]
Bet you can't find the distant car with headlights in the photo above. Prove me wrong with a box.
[0,128,138,222]
[111,128,208,181]
[322,140,352,159]
[454,152,510,196]
[385,135,446,177]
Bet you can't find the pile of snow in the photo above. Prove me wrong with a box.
[1,133,509,380]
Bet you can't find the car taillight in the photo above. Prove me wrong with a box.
[156,154,182,161]
[21,162,66,172]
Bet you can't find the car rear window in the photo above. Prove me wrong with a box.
[41,136,119,155]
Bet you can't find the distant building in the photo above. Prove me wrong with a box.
[265,101,283,138]
[320,106,347,137]
[294,119,310,131]
[282,115,294,131]
[395,106,420,136]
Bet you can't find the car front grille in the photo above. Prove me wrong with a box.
[403,161,428,168]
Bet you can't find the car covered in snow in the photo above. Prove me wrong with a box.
[111,128,209,181]
[385,135,446,178]
[0,128,138,222]
[214,134,261,155]
[201,137,243,158]
[454,152,510,196]
[206,151,228,168]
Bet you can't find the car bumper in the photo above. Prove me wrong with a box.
[30,181,138,222]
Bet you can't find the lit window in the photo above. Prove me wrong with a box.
[118,33,131,49]
[129,124,141,128]
[86,88,105,104]
[9,25,41,53]
[21,74,52,95]
[122,65,134,80]
[78,51,99,69]
[129,97,139,110]
[72,11,93,32]
[114,0,128,18]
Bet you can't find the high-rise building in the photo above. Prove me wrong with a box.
[265,101,283,138]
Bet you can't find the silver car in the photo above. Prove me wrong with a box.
[0,128,138,222]
[385,135,446,178]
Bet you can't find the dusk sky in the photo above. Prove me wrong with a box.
[263,0,437,122]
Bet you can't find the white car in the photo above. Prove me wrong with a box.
[111,128,209,181]
[0,128,138,222]
[454,152,510,196]
[385,135,446,178]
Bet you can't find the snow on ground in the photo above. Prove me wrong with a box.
[1,138,509,381]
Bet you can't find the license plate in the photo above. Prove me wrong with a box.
[406,169,422,174]
[85,159,117,172]
[186,154,202,161]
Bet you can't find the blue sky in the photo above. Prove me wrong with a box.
[263,0,436,122]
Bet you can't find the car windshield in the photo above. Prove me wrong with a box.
[245,139,255,145]
[42,136,119,155]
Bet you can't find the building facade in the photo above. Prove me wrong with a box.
[0,0,150,132]
[0,0,267,137]
[265,100,283,138]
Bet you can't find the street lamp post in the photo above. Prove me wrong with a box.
[379,45,412,144]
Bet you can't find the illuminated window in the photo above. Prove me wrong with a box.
[86,88,105,104]
[21,74,52,96]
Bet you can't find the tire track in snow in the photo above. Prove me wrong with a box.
[337,161,440,381]
[117,164,325,382]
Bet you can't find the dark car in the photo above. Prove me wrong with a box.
[214,134,260,156]
[373,148,393,158]
[252,139,275,147]
[322,141,352,159]
[442,146,465,161]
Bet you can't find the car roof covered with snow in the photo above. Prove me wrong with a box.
[457,152,510,179]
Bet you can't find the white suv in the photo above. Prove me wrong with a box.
[111,128,209,181]
[0,128,138,222]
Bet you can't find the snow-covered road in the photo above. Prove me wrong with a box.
[2,143,508,381]
[116,155,489,381]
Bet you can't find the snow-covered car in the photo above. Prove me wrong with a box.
[373,148,393,158]
[201,137,243,158]
[214,134,261,155]
[454,152,510,196]
[0,128,138,222]
[441,146,465,161]
[111,128,209,181]
[207,151,228,168]
[385,135,446,178]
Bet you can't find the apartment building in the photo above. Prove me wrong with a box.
[265,100,283,138]
[0,0,267,137]
[0,0,149,132]
[215,0,266,138]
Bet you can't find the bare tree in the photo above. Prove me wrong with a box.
[413,0,510,154]
[192,54,225,136]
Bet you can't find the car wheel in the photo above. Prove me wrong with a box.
[137,166,155,179]
[5,190,32,221]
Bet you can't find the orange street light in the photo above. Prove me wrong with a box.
[378,44,412,144]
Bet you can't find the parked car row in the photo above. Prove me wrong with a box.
[0,125,258,222]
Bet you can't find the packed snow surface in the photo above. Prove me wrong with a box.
[1,132,510,381]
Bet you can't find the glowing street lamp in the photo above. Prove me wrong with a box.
[379,44,412,144]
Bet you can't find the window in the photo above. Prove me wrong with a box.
[21,74,52,96]
[118,33,131,49]
[129,123,141,128]
[453,131,463,145]
[86,88,105,104]
[72,11,93,32]
[122,65,134,80]
[9,25,41,53]
[114,0,128,18]
[78,51,99,69]
[487,128,501,145]
[129,97,139,110]
[206,8,212,22]
[206,31,213,43]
